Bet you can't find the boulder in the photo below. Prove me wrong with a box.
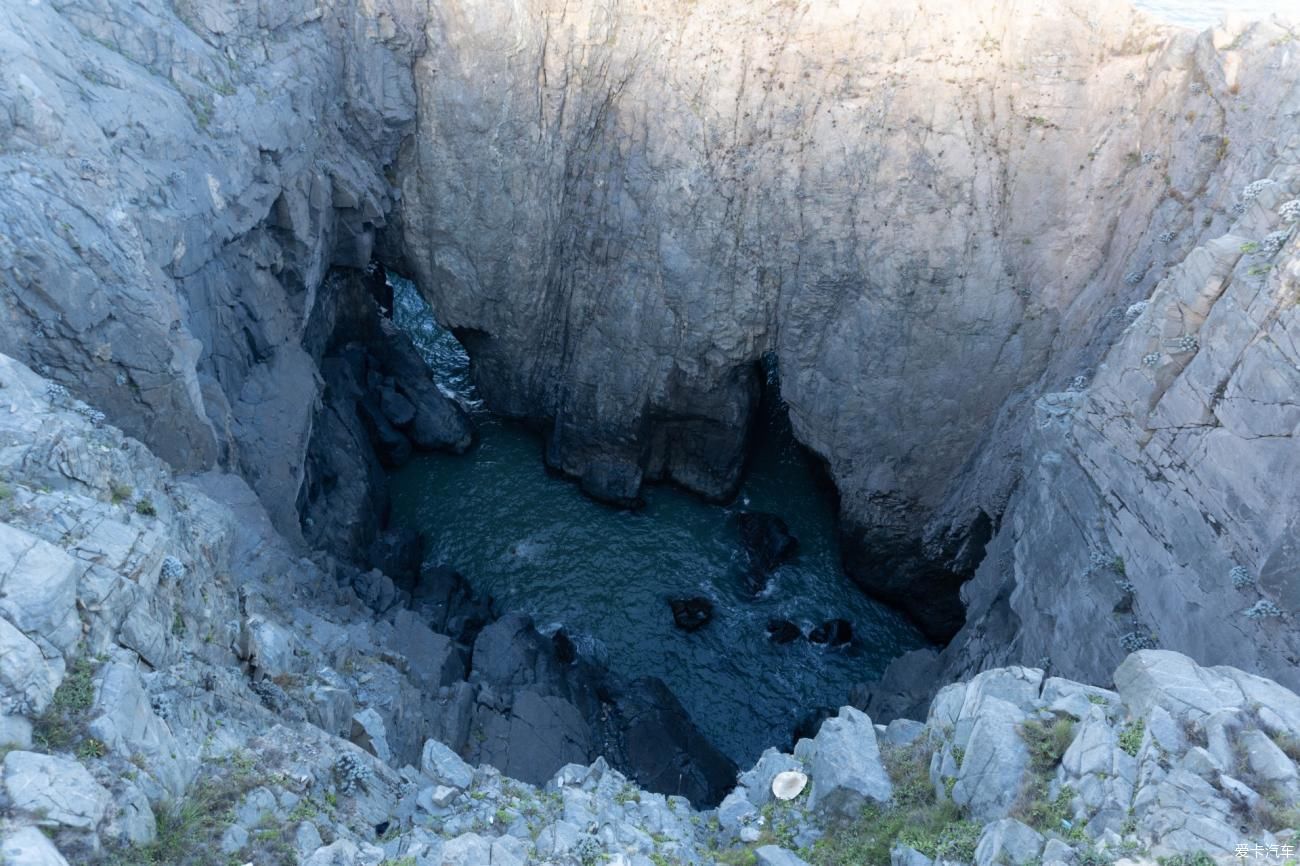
[421,738,474,790]
[388,609,464,690]
[471,613,569,693]
[88,663,191,798]
[669,597,713,633]
[755,846,813,866]
[973,818,1044,866]
[0,825,71,866]
[471,689,592,786]
[882,718,926,747]
[738,747,805,806]
[891,846,934,866]
[441,833,525,866]
[2,750,112,831]
[0,523,81,655]
[378,384,416,427]
[951,697,1030,822]
[1238,729,1300,799]
[0,617,63,716]
[1114,650,1246,723]
[356,397,412,467]
[350,708,393,765]
[808,619,852,647]
[737,512,799,573]
[718,788,758,832]
[302,839,387,866]
[807,706,892,816]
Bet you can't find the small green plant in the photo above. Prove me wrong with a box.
[1119,719,1146,757]
[33,654,97,752]
[1241,241,1261,254]
[1157,853,1218,866]
[1016,783,1077,836]
[614,783,641,805]
[1020,716,1076,773]
[1272,732,1300,763]
[1247,264,1272,276]
[109,480,133,504]
[135,497,157,516]
[76,737,108,760]
[1087,693,1109,705]
[0,481,11,500]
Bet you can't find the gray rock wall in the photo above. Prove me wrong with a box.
[1,0,1297,699]
[396,0,1299,639]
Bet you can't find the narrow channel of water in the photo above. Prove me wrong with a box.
[386,277,927,766]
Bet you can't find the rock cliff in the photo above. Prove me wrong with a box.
[396,0,1299,648]
[1,361,1297,863]
[2,0,1300,859]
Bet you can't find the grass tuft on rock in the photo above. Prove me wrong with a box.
[807,740,978,866]
[33,655,97,753]
[102,751,268,866]
[1020,716,1075,773]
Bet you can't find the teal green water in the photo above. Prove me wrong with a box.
[387,278,927,765]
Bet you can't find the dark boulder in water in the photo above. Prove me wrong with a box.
[669,597,714,632]
[552,628,578,665]
[737,511,799,574]
[766,619,802,644]
[809,618,853,647]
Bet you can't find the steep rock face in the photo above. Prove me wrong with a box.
[397,0,1297,637]
[2,0,1298,703]
[0,0,424,545]
[865,19,1300,713]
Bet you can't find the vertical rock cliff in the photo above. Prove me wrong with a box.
[1,0,1297,708]
[396,0,1299,654]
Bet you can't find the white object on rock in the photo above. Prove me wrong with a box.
[771,770,808,801]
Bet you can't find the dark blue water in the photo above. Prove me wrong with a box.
[387,277,927,765]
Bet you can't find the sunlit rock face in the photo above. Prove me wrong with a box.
[397,0,1299,649]
[2,0,1297,680]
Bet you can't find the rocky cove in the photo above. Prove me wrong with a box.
[0,0,1298,864]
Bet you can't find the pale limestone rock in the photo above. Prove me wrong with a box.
[2,750,111,831]
[807,707,892,817]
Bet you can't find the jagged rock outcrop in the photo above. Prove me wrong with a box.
[1,351,1297,863]
[866,26,1300,714]
[0,355,733,863]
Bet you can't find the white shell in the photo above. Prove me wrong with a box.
[770,770,808,801]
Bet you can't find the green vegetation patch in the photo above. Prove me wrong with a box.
[807,740,979,866]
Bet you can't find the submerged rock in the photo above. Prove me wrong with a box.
[808,619,853,647]
[737,512,800,574]
[669,597,714,633]
[766,619,802,644]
